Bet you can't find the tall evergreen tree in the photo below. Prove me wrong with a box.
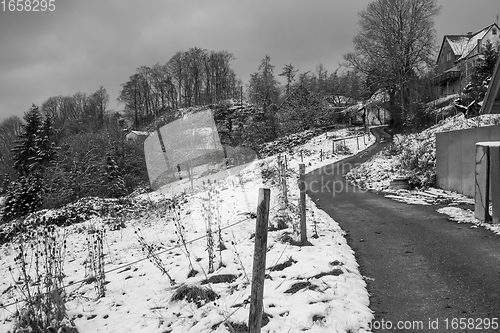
[12,105,44,177]
[3,105,56,221]
[103,154,126,198]
[279,63,298,96]
[461,40,499,116]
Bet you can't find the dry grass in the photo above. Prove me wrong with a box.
[170,284,219,308]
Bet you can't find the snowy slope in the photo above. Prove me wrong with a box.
[0,129,375,333]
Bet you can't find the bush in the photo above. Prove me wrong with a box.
[170,284,219,308]
[41,130,148,210]
[393,135,436,188]
[9,222,79,333]
[2,175,43,222]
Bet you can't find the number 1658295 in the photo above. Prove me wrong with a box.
[1,0,55,12]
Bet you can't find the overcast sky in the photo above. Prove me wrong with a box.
[0,0,499,122]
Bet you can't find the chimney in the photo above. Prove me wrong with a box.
[467,31,473,36]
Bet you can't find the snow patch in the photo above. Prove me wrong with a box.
[437,207,500,236]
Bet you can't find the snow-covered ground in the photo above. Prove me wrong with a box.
[437,207,500,236]
[345,113,500,236]
[0,128,374,333]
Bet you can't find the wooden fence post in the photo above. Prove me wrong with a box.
[299,164,307,244]
[356,135,360,150]
[363,133,366,146]
[300,150,303,163]
[320,149,323,161]
[281,161,288,207]
[332,140,335,154]
[248,188,270,333]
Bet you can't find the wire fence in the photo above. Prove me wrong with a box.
[0,202,281,312]
[1,128,376,329]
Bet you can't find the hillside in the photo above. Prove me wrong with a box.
[346,113,500,192]
[0,126,375,333]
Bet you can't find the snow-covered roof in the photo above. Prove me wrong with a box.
[341,103,364,115]
[367,89,389,104]
[438,23,499,63]
[128,130,149,136]
[446,35,470,56]
[425,93,459,109]
[456,26,491,61]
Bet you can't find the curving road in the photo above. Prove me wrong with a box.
[305,127,500,332]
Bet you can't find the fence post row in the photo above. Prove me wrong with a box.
[248,188,270,333]
[281,161,288,207]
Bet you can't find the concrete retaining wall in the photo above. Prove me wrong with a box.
[436,125,500,197]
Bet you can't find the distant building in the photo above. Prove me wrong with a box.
[341,90,391,126]
[126,130,150,142]
[432,23,500,97]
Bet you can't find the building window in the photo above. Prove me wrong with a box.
[493,28,497,35]
[446,52,451,61]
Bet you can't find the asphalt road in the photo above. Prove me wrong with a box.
[305,128,500,332]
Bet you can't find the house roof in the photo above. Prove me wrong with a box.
[436,23,499,63]
[367,89,389,104]
[456,25,493,61]
[341,103,364,116]
[127,130,150,136]
[480,53,500,114]
[446,35,470,56]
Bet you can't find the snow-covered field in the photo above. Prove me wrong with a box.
[0,128,374,333]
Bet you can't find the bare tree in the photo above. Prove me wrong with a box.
[344,0,441,127]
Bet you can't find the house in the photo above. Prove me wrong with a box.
[340,90,391,126]
[126,130,150,142]
[480,52,500,114]
[433,23,500,97]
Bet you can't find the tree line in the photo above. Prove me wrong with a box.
[118,47,243,129]
[2,0,499,221]
[0,88,147,222]
[0,47,244,222]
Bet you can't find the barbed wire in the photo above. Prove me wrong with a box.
[0,203,281,311]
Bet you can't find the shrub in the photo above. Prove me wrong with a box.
[170,284,219,308]
[2,175,43,222]
[85,224,107,298]
[135,227,176,285]
[8,221,78,332]
[394,136,436,188]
